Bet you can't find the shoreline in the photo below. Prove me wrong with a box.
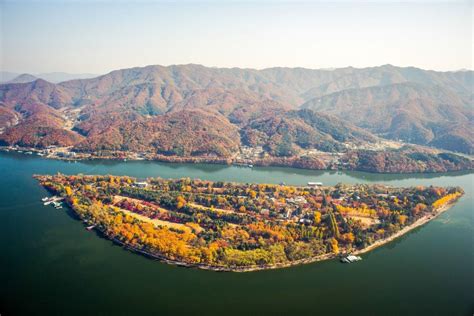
[88,201,459,273]
[353,202,454,256]
[3,146,474,175]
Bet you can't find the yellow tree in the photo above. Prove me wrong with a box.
[397,215,408,225]
[330,238,339,254]
[176,196,186,209]
[64,186,73,196]
[313,211,322,224]
[341,232,355,244]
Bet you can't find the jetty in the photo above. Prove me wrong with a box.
[42,196,64,207]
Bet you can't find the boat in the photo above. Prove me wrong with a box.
[41,197,49,202]
[307,182,323,187]
[86,225,96,231]
[52,201,62,208]
[340,255,362,263]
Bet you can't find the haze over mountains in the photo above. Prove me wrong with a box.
[0,71,99,84]
[0,64,472,161]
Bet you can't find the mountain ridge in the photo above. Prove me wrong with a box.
[0,64,472,172]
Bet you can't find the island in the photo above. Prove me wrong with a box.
[35,174,463,271]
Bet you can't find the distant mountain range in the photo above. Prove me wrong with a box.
[0,64,472,172]
[0,71,99,84]
[302,82,472,153]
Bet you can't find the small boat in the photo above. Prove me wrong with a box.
[340,255,362,263]
[44,201,52,206]
[86,225,96,231]
[41,197,49,202]
[52,201,62,208]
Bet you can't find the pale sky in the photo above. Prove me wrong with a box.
[0,0,472,74]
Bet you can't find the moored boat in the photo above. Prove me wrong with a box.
[340,255,362,263]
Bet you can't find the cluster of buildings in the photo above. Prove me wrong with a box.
[234,146,266,166]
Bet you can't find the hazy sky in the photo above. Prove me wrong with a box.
[1,1,472,74]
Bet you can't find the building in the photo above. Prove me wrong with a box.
[134,181,148,188]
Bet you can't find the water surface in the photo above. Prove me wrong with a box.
[0,152,472,315]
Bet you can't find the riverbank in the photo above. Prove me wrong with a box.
[2,145,473,174]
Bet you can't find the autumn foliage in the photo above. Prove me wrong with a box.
[35,174,463,270]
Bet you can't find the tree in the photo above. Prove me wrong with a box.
[64,186,73,196]
[322,195,328,207]
[341,232,355,244]
[412,203,427,216]
[330,238,339,254]
[397,215,408,225]
[176,196,186,209]
[313,211,322,224]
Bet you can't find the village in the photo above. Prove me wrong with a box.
[0,137,411,171]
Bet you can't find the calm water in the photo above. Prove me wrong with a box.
[0,152,472,316]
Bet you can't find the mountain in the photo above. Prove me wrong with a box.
[6,74,39,84]
[74,109,240,157]
[0,71,99,84]
[0,79,74,109]
[242,109,377,156]
[36,72,99,83]
[299,65,473,102]
[302,82,473,154]
[0,64,472,170]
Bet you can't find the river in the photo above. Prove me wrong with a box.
[0,152,472,315]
